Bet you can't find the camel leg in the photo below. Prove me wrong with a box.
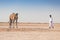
[9,19,12,28]
[12,20,15,28]
[16,19,18,28]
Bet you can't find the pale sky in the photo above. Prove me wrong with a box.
[0,0,60,23]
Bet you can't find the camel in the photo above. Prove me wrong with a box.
[9,13,18,28]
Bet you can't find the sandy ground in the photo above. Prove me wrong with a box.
[0,31,60,40]
[0,23,60,40]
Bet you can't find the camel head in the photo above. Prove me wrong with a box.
[16,13,18,16]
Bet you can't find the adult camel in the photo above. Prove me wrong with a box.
[9,13,18,28]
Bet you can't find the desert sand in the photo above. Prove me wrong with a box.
[0,22,60,40]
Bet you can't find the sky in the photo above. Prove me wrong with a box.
[0,0,60,23]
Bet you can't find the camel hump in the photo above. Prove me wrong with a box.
[9,13,16,20]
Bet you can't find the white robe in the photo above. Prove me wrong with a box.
[49,17,53,27]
